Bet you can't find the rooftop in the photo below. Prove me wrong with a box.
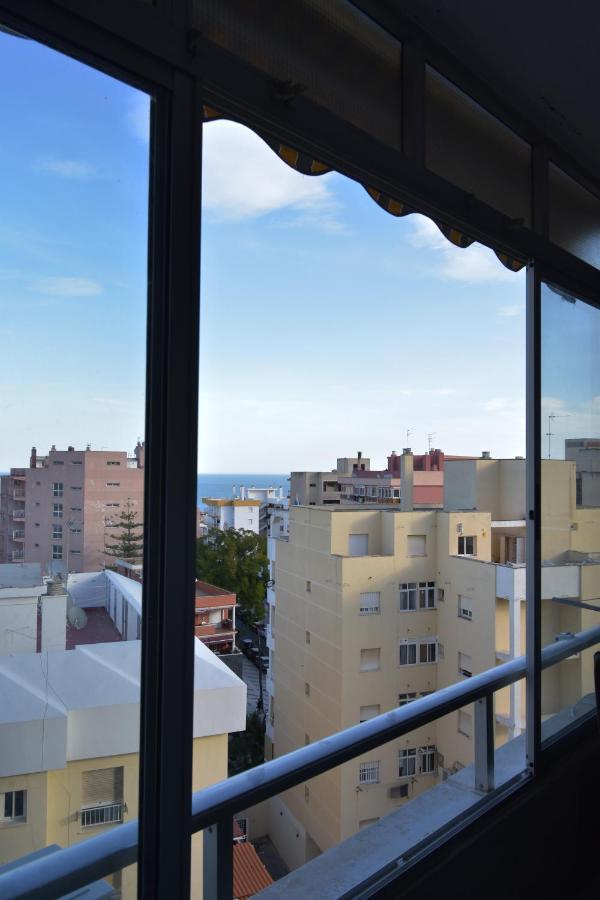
[66,606,122,650]
[232,841,274,899]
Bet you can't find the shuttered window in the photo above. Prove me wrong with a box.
[82,767,124,807]
[349,533,369,556]
[360,648,381,672]
[359,592,380,615]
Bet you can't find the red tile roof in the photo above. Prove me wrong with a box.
[233,842,274,899]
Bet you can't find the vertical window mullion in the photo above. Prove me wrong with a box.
[526,263,542,774]
[138,69,203,900]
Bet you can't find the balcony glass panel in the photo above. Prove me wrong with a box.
[0,25,149,899]
[541,281,600,740]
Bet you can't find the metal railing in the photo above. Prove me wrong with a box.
[81,802,124,829]
[2,624,600,900]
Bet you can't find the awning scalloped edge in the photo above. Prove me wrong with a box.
[202,106,525,273]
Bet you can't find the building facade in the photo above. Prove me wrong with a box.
[0,444,145,574]
[266,457,599,869]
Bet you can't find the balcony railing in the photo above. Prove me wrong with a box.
[1,624,600,900]
[13,492,25,501]
[12,530,24,541]
[12,510,25,520]
[81,802,124,829]
[11,551,24,562]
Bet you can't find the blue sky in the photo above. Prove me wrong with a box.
[0,30,541,474]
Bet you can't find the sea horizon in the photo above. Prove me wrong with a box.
[197,472,288,508]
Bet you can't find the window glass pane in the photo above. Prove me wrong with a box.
[196,115,526,890]
[0,26,148,898]
[540,282,600,741]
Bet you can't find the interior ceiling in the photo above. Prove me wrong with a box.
[388,0,600,185]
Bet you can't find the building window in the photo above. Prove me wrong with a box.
[106,502,120,508]
[348,533,369,556]
[407,534,426,556]
[81,766,124,828]
[53,503,63,518]
[53,460,64,466]
[71,507,82,512]
[458,535,476,556]
[106,482,121,487]
[360,648,381,672]
[71,550,81,555]
[418,582,436,609]
[52,545,63,560]
[305,682,310,696]
[399,640,417,666]
[458,595,473,620]
[398,747,417,778]
[458,709,473,737]
[72,460,82,465]
[398,692,418,706]
[419,639,437,664]
[418,745,437,774]
[359,704,380,723]
[399,583,417,611]
[359,591,380,615]
[459,652,473,677]
[52,525,63,540]
[0,790,26,822]
[306,580,311,592]
[71,486,82,491]
[107,461,121,466]
[52,482,63,496]
[359,761,380,784]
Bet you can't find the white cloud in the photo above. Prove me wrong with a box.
[36,159,97,180]
[202,120,337,222]
[408,214,520,284]
[32,277,102,297]
[499,304,522,317]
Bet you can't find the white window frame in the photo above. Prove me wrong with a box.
[398,692,418,706]
[458,535,476,556]
[52,482,64,497]
[458,652,473,677]
[359,761,380,784]
[53,502,63,518]
[52,524,63,540]
[0,789,26,822]
[418,745,437,774]
[458,595,473,620]
[52,544,63,560]
[399,640,417,666]
[359,591,380,615]
[418,582,436,609]
[399,583,417,611]
[398,747,417,778]
[419,639,438,664]
[407,534,427,557]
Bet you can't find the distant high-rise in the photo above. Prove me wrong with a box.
[0,443,145,573]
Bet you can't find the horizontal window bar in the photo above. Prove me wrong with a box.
[2,623,599,900]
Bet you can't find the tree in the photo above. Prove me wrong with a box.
[228,710,265,776]
[104,499,144,559]
[196,526,268,621]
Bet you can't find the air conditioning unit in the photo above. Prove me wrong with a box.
[388,784,409,799]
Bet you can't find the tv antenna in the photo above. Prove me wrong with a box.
[427,432,436,453]
[406,428,412,446]
[545,412,569,459]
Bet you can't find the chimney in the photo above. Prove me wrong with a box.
[30,446,37,467]
[357,450,362,461]
[481,451,491,459]
[400,449,414,512]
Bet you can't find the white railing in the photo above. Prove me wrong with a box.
[81,802,124,828]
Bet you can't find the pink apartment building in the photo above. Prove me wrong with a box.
[0,443,145,573]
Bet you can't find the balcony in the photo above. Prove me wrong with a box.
[11,550,24,562]
[195,622,236,646]
[12,492,25,501]
[80,802,124,828]
[12,510,25,521]
[12,530,24,541]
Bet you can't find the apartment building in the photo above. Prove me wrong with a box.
[0,567,246,900]
[290,454,371,506]
[266,457,599,870]
[0,444,145,574]
[565,437,600,506]
[195,580,237,654]
[202,498,261,533]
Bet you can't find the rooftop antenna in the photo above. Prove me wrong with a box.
[427,432,436,453]
[406,428,412,447]
[545,413,569,459]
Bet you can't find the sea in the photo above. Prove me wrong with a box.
[197,474,288,510]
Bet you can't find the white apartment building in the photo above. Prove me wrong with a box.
[265,457,599,870]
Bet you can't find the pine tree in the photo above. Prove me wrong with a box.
[104,499,144,560]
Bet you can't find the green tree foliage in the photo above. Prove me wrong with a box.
[196,526,268,621]
[104,499,144,559]
[228,710,265,776]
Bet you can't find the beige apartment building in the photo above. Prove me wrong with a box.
[290,454,371,506]
[0,444,145,574]
[266,456,600,870]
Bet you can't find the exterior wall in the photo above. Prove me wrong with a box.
[0,589,41,654]
[203,499,259,533]
[191,733,229,900]
[19,446,143,575]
